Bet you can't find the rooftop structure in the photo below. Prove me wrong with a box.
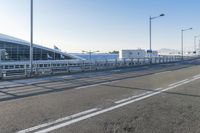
[121,49,146,59]
[0,34,80,61]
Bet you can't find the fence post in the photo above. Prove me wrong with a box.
[24,64,27,77]
[115,59,118,68]
[131,58,133,66]
[82,60,85,71]
[50,62,53,75]
[0,67,2,80]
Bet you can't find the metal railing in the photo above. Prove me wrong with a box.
[0,55,193,80]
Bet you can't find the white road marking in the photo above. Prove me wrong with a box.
[154,71,171,75]
[61,75,73,78]
[17,74,200,133]
[75,81,118,90]
[17,108,99,133]
[168,79,189,86]
[19,75,200,133]
[155,87,163,91]
[115,88,163,104]
[111,70,121,72]
[193,74,200,78]
[115,91,152,104]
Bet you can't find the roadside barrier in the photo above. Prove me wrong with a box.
[0,56,195,80]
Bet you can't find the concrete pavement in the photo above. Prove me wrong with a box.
[0,59,200,133]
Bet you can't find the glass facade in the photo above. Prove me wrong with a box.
[0,41,75,61]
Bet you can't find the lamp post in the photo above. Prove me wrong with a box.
[30,0,33,76]
[199,40,200,54]
[82,50,99,71]
[82,50,100,61]
[181,28,192,60]
[149,13,165,62]
[194,35,200,54]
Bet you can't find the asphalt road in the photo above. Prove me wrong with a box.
[1,59,200,133]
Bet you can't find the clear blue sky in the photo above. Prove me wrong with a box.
[0,0,200,52]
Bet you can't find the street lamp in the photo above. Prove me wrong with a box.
[181,28,192,60]
[82,50,100,61]
[149,13,165,62]
[194,35,200,54]
[82,50,99,71]
[30,0,33,76]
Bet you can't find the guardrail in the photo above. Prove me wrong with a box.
[0,55,195,80]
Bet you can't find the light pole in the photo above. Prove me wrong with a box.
[30,0,33,76]
[194,35,200,54]
[82,50,100,61]
[82,50,99,71]
[149,13,165,62]
[199,40,200,54]
[181,28,192,60]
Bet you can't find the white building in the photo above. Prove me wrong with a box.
[121,49,146,59]
[146,50,158,57]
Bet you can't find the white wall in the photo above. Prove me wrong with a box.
[121,49,146,59]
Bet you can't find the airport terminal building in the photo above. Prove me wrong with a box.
[0,34,80,61]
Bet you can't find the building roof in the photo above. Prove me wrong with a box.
[0,33,81,60]
[0,33,29,44]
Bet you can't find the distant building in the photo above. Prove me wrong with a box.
[196,49,200,55]
[146,50,158,57]
[71,53,119,60]
[121,49,146,59]
[0,34,80,62]
[158,48,180,55]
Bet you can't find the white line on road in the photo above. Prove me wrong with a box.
[18,75,200,133]
[111,70,121,72]
[115,87,163,104]
[154,71,171,75]
[154,87,163,91]
[75,81,118,90]
[168,79,189,87]
[115,91,152,104]
[193,74,200,78]
[17,108,99,133]
[61,75,73,78]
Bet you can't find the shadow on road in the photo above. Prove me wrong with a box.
[104,84,200,99]
[0,60,199,102]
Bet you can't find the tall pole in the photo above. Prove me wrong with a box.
[149,16,152,52]
[181,30,184,60]
[30,0,33,76]
[194,35,200,54]
[148,14,165,63]
[181,28,192,61]
[199,40,200,51]
[0,50,1,62]
[82,50,99,71]
[89,51,92,61]
[194,36,196,53]
[149,16,152,63]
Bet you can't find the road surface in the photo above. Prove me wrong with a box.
[0,59,200,133]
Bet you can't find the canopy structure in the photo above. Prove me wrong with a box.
[0,33,81,61]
